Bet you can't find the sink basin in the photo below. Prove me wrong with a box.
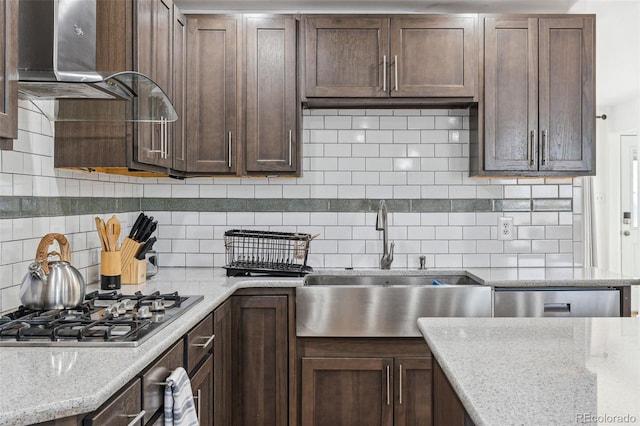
[297,271,491,337]
[304,272,483,287]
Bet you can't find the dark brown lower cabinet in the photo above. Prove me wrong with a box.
[433,358,470,426]
[82,378,143,426]
[395,357,433,426]
[213,297,233,426]
[233,293,290,426]
[298,339,432,426]
[190,355,214,426]
[301,357,394,426]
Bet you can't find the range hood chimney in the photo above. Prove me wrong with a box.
[18,0,176,123]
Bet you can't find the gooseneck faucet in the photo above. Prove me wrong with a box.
[376,200,394,269]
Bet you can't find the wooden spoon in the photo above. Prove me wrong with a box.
[95,217,108,251]
[106,215,121,252]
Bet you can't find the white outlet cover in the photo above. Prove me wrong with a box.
[498,217,514,240]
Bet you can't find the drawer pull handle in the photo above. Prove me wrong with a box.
[193,388,202,421]
[194,334,215,348]
[125,410,146,426]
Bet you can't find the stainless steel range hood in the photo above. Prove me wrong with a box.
[18,0,176,123]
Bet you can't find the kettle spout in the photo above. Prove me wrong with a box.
[28,262,46,282]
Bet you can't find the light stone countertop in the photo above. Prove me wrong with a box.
[0,268,304,426]
[418,317,640,426]
[0,266,637,425]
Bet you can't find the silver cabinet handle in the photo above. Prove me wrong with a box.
[541,130,547,166]
[382,55,387,92]
[399,364,403,405]
[386,364,390,406]
[161,117,166,159]
[288,130,292,166]
[394,55,398,91]
[164,118,169,159]
[193,334,215,348]
[529,130,535,167]
[193,388,201,422]
[148,121,163,155]
[125,410,146,426]
[228,131,232,168]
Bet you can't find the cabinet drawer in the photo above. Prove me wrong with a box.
[84,378,142,426]
[186,313,214,375]
[142,340,184,423]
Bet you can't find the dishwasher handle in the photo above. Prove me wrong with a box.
[543,303,571,316]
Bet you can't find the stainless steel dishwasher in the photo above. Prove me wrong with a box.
[493,287,621,317]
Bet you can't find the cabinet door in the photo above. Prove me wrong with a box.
[186,16,238,173]
[483,17,538,171]
[84,378,143,426]
[214,298,233,426]
[394,357,432,426]
[390,15,477,97]
[304,16,389,97]
[172,7,187,172]
[233,295,288,426]
[136,0,173,169]
[301,357,394,426]
[191,355,214,426]
[539,16,594,172]
[141,340,184,424]
[245,16,298,174]
[0,0,17,143]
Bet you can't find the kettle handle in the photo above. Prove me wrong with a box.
[34,233,71,274]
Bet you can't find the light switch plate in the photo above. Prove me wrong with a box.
[498,217,514,240]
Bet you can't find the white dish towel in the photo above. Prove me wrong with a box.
[164,367,200,426]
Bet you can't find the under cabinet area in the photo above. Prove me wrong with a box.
[298,338,432,426]
[472,14,595,176]
[303,14,477,100]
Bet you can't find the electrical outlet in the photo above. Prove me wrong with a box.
[498,217,514,240]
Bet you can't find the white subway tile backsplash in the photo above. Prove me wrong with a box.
[408,116,435,129]
[0,107,586,309]
[338,130,366,143]
[352,116,380,129]
[380,116,408,129]
[420,130,449,143]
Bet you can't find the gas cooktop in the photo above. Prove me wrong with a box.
[0,291,203,347]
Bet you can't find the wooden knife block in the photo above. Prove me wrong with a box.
[122,259,147,285]
[120,237,146,285]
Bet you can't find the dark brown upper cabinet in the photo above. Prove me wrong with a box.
[474,15,595,177]
[53,0,186,177]
[136,0,185,173]
[303,15,477,100]
[245,16,299,174]
[0,0,18,150]
[185,15,239,174]
[186,14,300,176]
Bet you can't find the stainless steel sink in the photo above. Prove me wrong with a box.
[297,271,492,337]
[303,273,482,286]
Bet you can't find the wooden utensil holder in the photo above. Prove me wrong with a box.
[122,259,147,285]
[100,250,121,290]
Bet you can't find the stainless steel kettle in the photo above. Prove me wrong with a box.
[19,233,86,310]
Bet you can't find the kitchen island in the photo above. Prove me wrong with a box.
[418,317,640,426]
[0,267,638,425]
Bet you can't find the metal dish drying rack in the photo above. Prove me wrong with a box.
[223,229,315,277]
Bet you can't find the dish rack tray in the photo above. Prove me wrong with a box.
[223,229,314,277]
